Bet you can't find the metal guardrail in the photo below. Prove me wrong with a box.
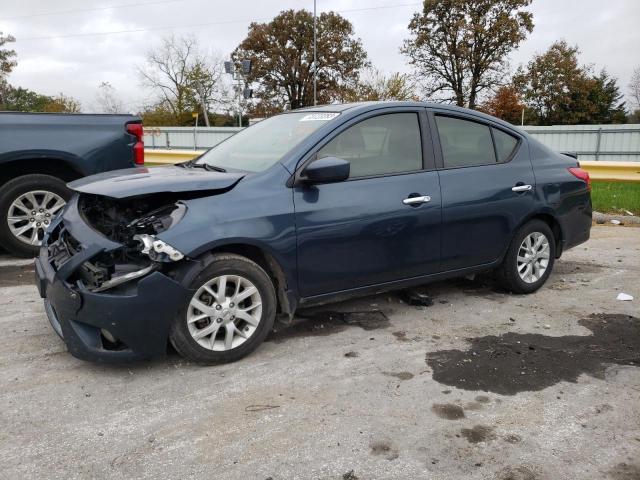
[144,149,640,182]
[523,125,640,162]
[144,124,640,162]
[143,126,242,150]
[578,161,640,182]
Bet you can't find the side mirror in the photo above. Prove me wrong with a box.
[301,156,350,184]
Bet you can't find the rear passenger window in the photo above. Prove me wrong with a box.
[435,116,495,168]
[492,128,519,162]
[317,113,422,178]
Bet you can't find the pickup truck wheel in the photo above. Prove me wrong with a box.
[169,253,277,365]
[496,219,556,294]
[0,174,71,257]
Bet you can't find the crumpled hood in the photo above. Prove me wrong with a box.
[68,166,245,199]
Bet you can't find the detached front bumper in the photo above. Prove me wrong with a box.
[35,197,191,363]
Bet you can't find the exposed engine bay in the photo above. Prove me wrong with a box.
[79,193,186,246]
[67,193,190,292]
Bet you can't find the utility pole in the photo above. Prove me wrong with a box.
[195,81,210,127]
[313,0,317,106]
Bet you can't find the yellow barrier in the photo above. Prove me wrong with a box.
[144,150,640,182]
[144,149,205,165]
[578,161,640,182]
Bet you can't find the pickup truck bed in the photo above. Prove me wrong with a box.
[0,112,143,257]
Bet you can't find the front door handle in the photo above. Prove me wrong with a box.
[403,195,431,205]
[512,184,532,193]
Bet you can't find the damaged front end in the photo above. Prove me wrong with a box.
[73,193,188,293]
[35,193,195,362]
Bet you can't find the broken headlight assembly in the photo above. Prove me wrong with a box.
[134,234,184,262]
[75,195,190,292]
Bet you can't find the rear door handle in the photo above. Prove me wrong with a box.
[403,195,431,205]
[512,184,532,192]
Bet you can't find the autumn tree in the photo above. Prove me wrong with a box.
[514,41,626,125]
[345,69,417,102]
[478,85,524,124]
[0,32,17,105]
[43,93,82,113]
[402,0,533,109]
[233,9,368,113]
[139,35,224,123]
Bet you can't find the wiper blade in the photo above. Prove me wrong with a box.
[204,164,227,172]
[183,162,226,172]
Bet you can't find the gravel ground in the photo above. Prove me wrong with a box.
[0,226,639,480]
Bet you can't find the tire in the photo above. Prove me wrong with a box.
[0,174,71,258]
[495,219,556,294]
[169,253,277,365]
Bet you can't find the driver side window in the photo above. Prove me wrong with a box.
[317,113,423,178]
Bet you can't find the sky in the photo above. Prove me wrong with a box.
[2,0,639,112]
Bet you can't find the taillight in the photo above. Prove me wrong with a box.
[126,123,144,166]
[568,167,591,191]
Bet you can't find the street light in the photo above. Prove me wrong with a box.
[225,59,252,127]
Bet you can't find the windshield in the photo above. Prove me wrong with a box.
[196,111,339,172]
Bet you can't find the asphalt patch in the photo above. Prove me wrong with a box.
[369,440,399,460]
[496,466,539,480]
[0,264,35,287]
[552,260,604,275]
[431,403,465,420]
[426,314,639,395]
[460,425,496,443]
[268,310,389,343]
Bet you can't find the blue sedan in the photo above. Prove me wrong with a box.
[35,102,592,364]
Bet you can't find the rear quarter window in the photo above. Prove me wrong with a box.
[492,128,519,162]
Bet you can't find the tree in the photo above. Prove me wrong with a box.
[0,86,52,111]
[139,35,224,123]
[43,93,82,113]
[402,0,533,109]
[477,85,524,124]
[233,9,368,113]
[514,41,626,125]
[0,32,17,105]
[345,69,417,102]
[584,70,626,124]
[95,81,126,113]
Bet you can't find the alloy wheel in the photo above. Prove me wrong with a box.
[7,190,66,246]
[517,231,550,284]
[187,274,263,351]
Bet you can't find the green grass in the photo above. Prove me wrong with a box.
[591,181,640,215]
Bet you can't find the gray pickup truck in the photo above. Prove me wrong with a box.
[0,112,143,257]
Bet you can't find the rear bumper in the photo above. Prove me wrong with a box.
[35,200,191,363]
[559,195,592,253]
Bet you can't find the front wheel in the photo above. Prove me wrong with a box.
[496,219,556,294]
[169,253,277,364]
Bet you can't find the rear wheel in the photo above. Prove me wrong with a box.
[496,219,556,294]
[0,174,70,257]
[169,254,276,364]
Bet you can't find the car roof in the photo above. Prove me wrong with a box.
[293,101,523,134]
